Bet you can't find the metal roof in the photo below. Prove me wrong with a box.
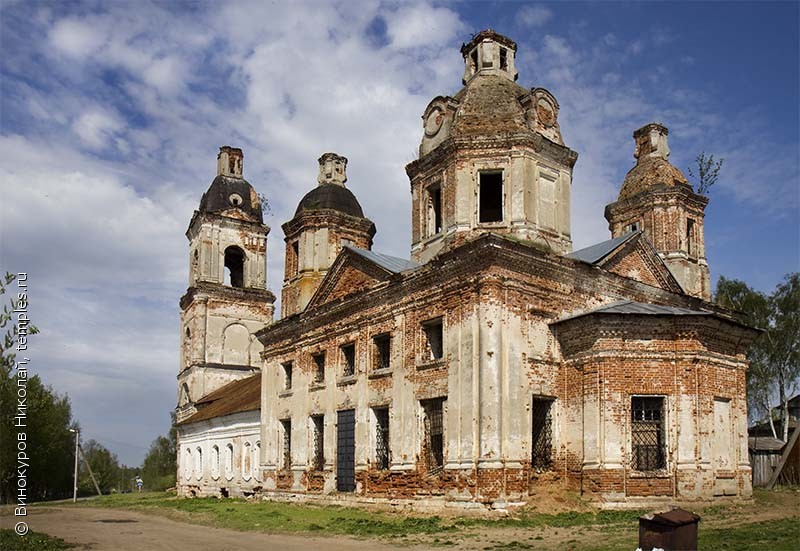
[565,231,639,264]
[555,299,711,324]
[344,246,420,274]
[178,375,260,425]
[748,436,786,452]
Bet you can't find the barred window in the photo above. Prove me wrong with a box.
[374,408,390,470]
[631,396,666,471]
[373,333,391,371]
[531,397,554,470]
[422,398,445,475]
[311,415,324,470]
[280,419,292,470]
[313,352,325,383]
[341,343,356,377]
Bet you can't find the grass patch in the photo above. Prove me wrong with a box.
[0,529,74,551]
[699,517,800,551]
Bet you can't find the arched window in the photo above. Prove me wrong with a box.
[225,443,234,479]
[242,442,252,480]
[184,448,192,480]
[223,246,245,288]
[195,446,203,480]
[254,441,262,482]
[211,445,220,478]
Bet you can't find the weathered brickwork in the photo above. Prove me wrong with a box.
[176,31,757,509]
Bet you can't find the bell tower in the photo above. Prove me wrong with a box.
[177,146,275,422]
[605,123,711,300]
[406,30,578,264]
[281,153,375,317]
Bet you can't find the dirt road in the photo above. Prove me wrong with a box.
[2,507,424,551]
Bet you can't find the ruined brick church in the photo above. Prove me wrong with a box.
[175,30,758,508]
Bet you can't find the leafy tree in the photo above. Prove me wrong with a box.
[78,439,122,495]
[141,412,177,491]
[0,272,74,502]
[687,152,724,195]
[716,273,800,440]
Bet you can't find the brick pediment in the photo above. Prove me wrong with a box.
[598,234,683,294]
[306,252,392,309]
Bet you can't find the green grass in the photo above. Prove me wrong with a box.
[0,529,74,551]
[699,517,800,551]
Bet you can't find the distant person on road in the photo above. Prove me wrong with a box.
[135,475,143,493]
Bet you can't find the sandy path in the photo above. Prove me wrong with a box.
[1,506,423,551]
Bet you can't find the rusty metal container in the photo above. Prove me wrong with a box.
[638,507,700,551]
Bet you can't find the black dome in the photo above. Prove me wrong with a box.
[294,183,365,218]
[199,175,263,223]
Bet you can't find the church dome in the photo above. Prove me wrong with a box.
[618,123,689,201]
[450,75,530,138]
[294,183,365,218]
[199,174,263,223]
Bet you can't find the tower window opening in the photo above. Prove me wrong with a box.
[687,218,696,257]
[224,246,245,288]
[470,49,478,73]
[500,48,508,70]
[290,241,299,276]
[427,184,442,236]
[479,172,503,223]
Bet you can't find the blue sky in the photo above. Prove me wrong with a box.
[1,1,797,466]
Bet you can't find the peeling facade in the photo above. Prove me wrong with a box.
[176,30,757,508]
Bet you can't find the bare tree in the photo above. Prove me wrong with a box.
[688,152,724,195]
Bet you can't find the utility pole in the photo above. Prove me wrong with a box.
[69,429,79,502]
[78,445,103,497]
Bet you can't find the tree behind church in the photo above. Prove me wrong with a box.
[715,273,800,441]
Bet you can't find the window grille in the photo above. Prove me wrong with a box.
[341,343,355,377]
[312,416,324,470]
[631,397,666,471]
[374,408,390,470]
[531,397,554,470]
[280,419,292,470]
[422,398,445,475]
[374,334,391,371]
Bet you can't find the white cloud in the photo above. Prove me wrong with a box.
[383,3,465,50]
[49,18,107,58]
[518,5,553,28]
[72,109,124,149]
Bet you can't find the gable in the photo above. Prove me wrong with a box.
[598,235,683,293]
[307,253,390,309]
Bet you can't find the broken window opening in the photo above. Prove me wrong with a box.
[373,333,391,371]
[500,47,508,70]
[686,218,696,257]
[631,396,666,471]
[374,408,390,470]
[531,397,554,470]
[422,398,445,475]
[341,343,356,377]
[224,246,245,288]
[313,352,326,383]
[282,361,293,391]
[479,172,503,223]
[427,184,443,236]
[280,419,292,471]
[423,318,444,361]
[312,415,325,471]
[470,49,478,73]
[290,241,299,276]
